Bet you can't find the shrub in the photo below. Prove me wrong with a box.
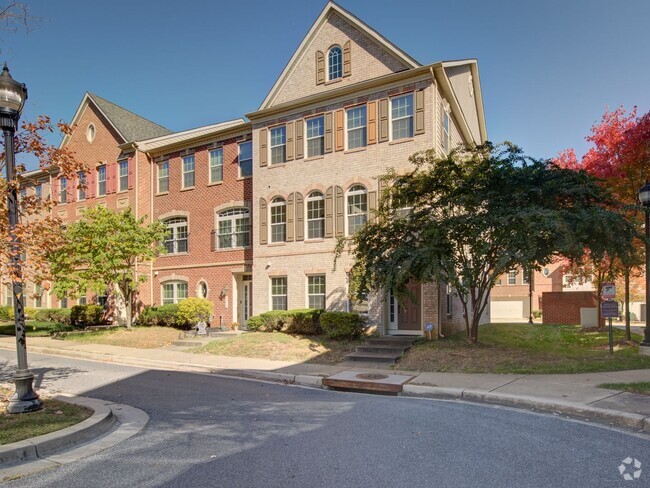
[177,298,213,325]
[532,310,542,319]
[24,307,37,320]
[0,305,13,321]
[320,312,366,341]
[246,309,323,335]
[70,305,105,327]
[135,304,181,328]
[33,308,71,325]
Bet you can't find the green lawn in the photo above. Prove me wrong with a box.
[398,323,650,374]
[60,326,181,349]
[0,386,92,445]
[0,321,62,337]
[192,332,361,364]
[598,381,650,395]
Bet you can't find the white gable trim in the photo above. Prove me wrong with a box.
[59,92,127,149]
[259,1,420,111]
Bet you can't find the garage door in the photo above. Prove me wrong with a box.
[491,299,527,319]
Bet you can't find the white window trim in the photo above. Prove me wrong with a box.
[346,185,368,236]
[507,270,517,286]
[97,165,107,197]
[306,191,325,240]
[269,126,286,165]
[164,217,189,255]
[307,275,326,310]
[238,141,253,178]
[118,160,129,193]
[270,197,287,243]
[161,281,188,305]
[59,177,68,204]
[77,172,86,201]
[209,148,224,184]
[182,155,195,189]
[270,276,288,311]
[327,45,342,82]
[157,161,169,193]
[305,116,325,158]
[217,208,250,249]
[390,93,414,141]
[345,105,367,150]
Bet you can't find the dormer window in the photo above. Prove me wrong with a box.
[328,46,342,81]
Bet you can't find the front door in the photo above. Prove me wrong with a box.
[238,276,252,327]
[397,282,421,331]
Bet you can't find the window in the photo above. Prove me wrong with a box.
[270,126,286,164]
[522,270,531,285]
[60,297,68,309]
[182,155,195,189]
[118,161,129,192]
[59,177,67,204]
[217,208,250,249]
[158,161,169,193]
[306,191,325,239]
[391,93,414,140]
[86,124,95,143]
[5,285,13,307]
[34,284,42,308]
[209,148,223,184]
[308,275,326,309]
[306,116,324,157]
[328,46,342,81]
[162,282,188,305]
[346,273,368,314]
[346,185,367,235]
[35,184,42,201]
[446,284,453,315]
[164,217,188,254]
[495,277,502,286]
[198,281,208,299]
[79,296,86,306]
[77,172,86,201]
[443,111,450,153]
[238,141,252,177]
[347,105,367,149]
[97,165,107,196]
[20,188,26,202]
[270,197,286,243]
[271,277,287,311]
[508,270,517,285]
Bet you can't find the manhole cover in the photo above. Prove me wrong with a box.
[355,373,389,380]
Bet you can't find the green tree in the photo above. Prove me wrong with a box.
[342,142,638,343]
[48,207,168,328]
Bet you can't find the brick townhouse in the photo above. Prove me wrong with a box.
[6,1,493,335]
[247,2,488,335]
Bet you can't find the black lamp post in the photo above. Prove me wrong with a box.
[637,180,650,351]
[0,63,42,413]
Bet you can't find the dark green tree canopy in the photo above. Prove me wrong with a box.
[345,142,638,342]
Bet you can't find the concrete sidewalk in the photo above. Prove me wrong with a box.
[1,335,649,431]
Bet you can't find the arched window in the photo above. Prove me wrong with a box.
[328,46,342,81]
[270,197,287,243]
[163,217,188,254]
[306,191,325,239]
[217,208,250,249]
[346,185,367,235]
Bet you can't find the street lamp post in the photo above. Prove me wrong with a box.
[0,64,42,413]
[637,181,650,353]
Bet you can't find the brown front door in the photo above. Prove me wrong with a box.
[397,282,421,331]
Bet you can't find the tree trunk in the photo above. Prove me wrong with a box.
[625,269,631,340]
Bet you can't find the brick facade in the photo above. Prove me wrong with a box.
[541,291,602,326]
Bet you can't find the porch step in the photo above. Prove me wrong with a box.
[343,351,400,363]
[366,337,417,347]
[355,344,409,355]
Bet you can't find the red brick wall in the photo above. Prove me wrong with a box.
[542,291,600,325]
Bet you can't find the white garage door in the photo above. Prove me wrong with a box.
[491,299,527,319]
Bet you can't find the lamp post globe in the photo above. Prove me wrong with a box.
[637,181,650,353]
[0,64,42,413]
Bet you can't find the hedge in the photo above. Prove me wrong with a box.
[33,308,72,325]
[247,309,323,335]
[70,305,105,327]
[320,311,366,340]
[136,304,183,328]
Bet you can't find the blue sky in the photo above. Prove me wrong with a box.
[3,0,649,169]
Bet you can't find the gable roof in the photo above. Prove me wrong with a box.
[259,1,421,110]
[60,92,172,148]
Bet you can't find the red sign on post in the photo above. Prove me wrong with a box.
[602,282,616,299]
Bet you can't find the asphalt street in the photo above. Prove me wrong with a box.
[0,350,648,488]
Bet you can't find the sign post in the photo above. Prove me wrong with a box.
[601,299,619,356]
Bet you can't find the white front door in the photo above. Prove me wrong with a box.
[238,277,252,327]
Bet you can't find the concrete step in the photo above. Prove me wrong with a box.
[355,344,409,355]
[343,351,399,363]
[366,337,416,348]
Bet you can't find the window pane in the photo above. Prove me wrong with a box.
[270,127,286,164]
[119,161,129,192]
[347,187,367,235]
[239,142,252,177]
[391,94,414,140]
[158,162,169,192]
[306,116,324,157]
[177,283,188,301]
[270,200,286,243]
[77,172,86,200]
[328,47,342,80]
[271,278,287,311]
[98,166,107,196]
[307,195,325,239]
[210,149,223,183]
[218,220,233,248]
[183,155,195,188]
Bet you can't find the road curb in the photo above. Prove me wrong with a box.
[401,384,650,433]
[0,395,116,467]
